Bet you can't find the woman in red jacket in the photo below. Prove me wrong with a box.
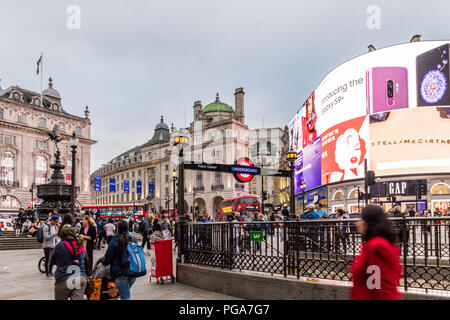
[351,205,403,300]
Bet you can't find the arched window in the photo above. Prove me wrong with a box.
[1,195,20,208]
[0,151,15,185]
[38,117,47,129]
[431,183,450,195]
[348,188,364,199]
[35,156,47,184]
[74,126,82,136]
[333,190,345,201]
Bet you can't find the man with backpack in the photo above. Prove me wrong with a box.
[42,215,59,279]
[97,218,107,250]
[101,220,146,300]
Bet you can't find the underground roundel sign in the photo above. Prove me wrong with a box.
[232,157,257,183]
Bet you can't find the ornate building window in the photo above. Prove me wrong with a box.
[0,151,14,185]
[214,171,222,186]
[35,156,47,184]
[74,126,82,136]
[57,122,65,133]
[196,171,203,187]
[0,107,3,119]
[18,112,27,124]
[0,134,16,146]
[38,117,47,129]
[36,140,48,150]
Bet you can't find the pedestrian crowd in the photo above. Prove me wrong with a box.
[9,207,176,300]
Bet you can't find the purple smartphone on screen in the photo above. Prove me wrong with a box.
[366,67,409,114]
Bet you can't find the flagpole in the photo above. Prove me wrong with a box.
[40,52,43,107]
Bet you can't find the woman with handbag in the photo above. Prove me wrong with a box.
[49,214,87,300]
[79,215,97,276]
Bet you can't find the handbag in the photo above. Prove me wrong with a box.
[83,247,95,298]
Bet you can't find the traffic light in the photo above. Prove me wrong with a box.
[366,170,376,186]
[358,191,364,201]
[418,183,426,195]
[262,191,268,201]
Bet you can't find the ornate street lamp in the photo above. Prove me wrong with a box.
[286,147,297,216]
[174,135,188,218]
[69,132,78,216]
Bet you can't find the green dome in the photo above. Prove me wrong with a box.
[202,93,233,114]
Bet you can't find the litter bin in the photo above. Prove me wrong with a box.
[149,238,175,284]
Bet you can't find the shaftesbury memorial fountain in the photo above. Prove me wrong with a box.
[36,126,73,220]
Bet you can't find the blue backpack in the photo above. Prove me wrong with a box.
[123,242,146,278]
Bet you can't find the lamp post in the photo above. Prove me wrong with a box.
[69,132,78,216]
[174,135,188,218]
[286,147,297,216]
[172,170,177,216]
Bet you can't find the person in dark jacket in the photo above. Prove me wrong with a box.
[140,216,152,252]
[79,215,97,275]
[49,218,87,300]
[101,220,138,300]
[351,205,402,300]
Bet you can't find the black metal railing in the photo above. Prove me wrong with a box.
[179,217,450,293]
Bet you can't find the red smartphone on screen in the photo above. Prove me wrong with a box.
[366,67,409,114]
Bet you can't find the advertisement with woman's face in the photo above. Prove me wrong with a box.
[321,116,369,185]
[301,92,318,148]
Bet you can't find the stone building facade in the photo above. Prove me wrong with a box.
[0,78,95,213]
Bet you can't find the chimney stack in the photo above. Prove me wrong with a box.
[368,44,376,52]
[193,101,202,121]
[234,87,245,123]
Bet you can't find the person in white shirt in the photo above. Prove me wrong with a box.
[104,219,116,244]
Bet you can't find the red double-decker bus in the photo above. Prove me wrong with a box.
[159,209,178,219]
[219,195,261,221]
[81,204,147,220]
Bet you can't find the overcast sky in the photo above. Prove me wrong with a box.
[1,0,449,172]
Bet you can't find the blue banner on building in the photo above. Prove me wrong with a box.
[109,178,116,193]
[137,181,142,195]
[149,182,154,196]
[94,176,101,192]
[124,180,129,194]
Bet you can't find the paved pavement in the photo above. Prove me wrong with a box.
[0,248,238,300]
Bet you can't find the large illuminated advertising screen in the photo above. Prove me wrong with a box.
[289,40,450,193]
